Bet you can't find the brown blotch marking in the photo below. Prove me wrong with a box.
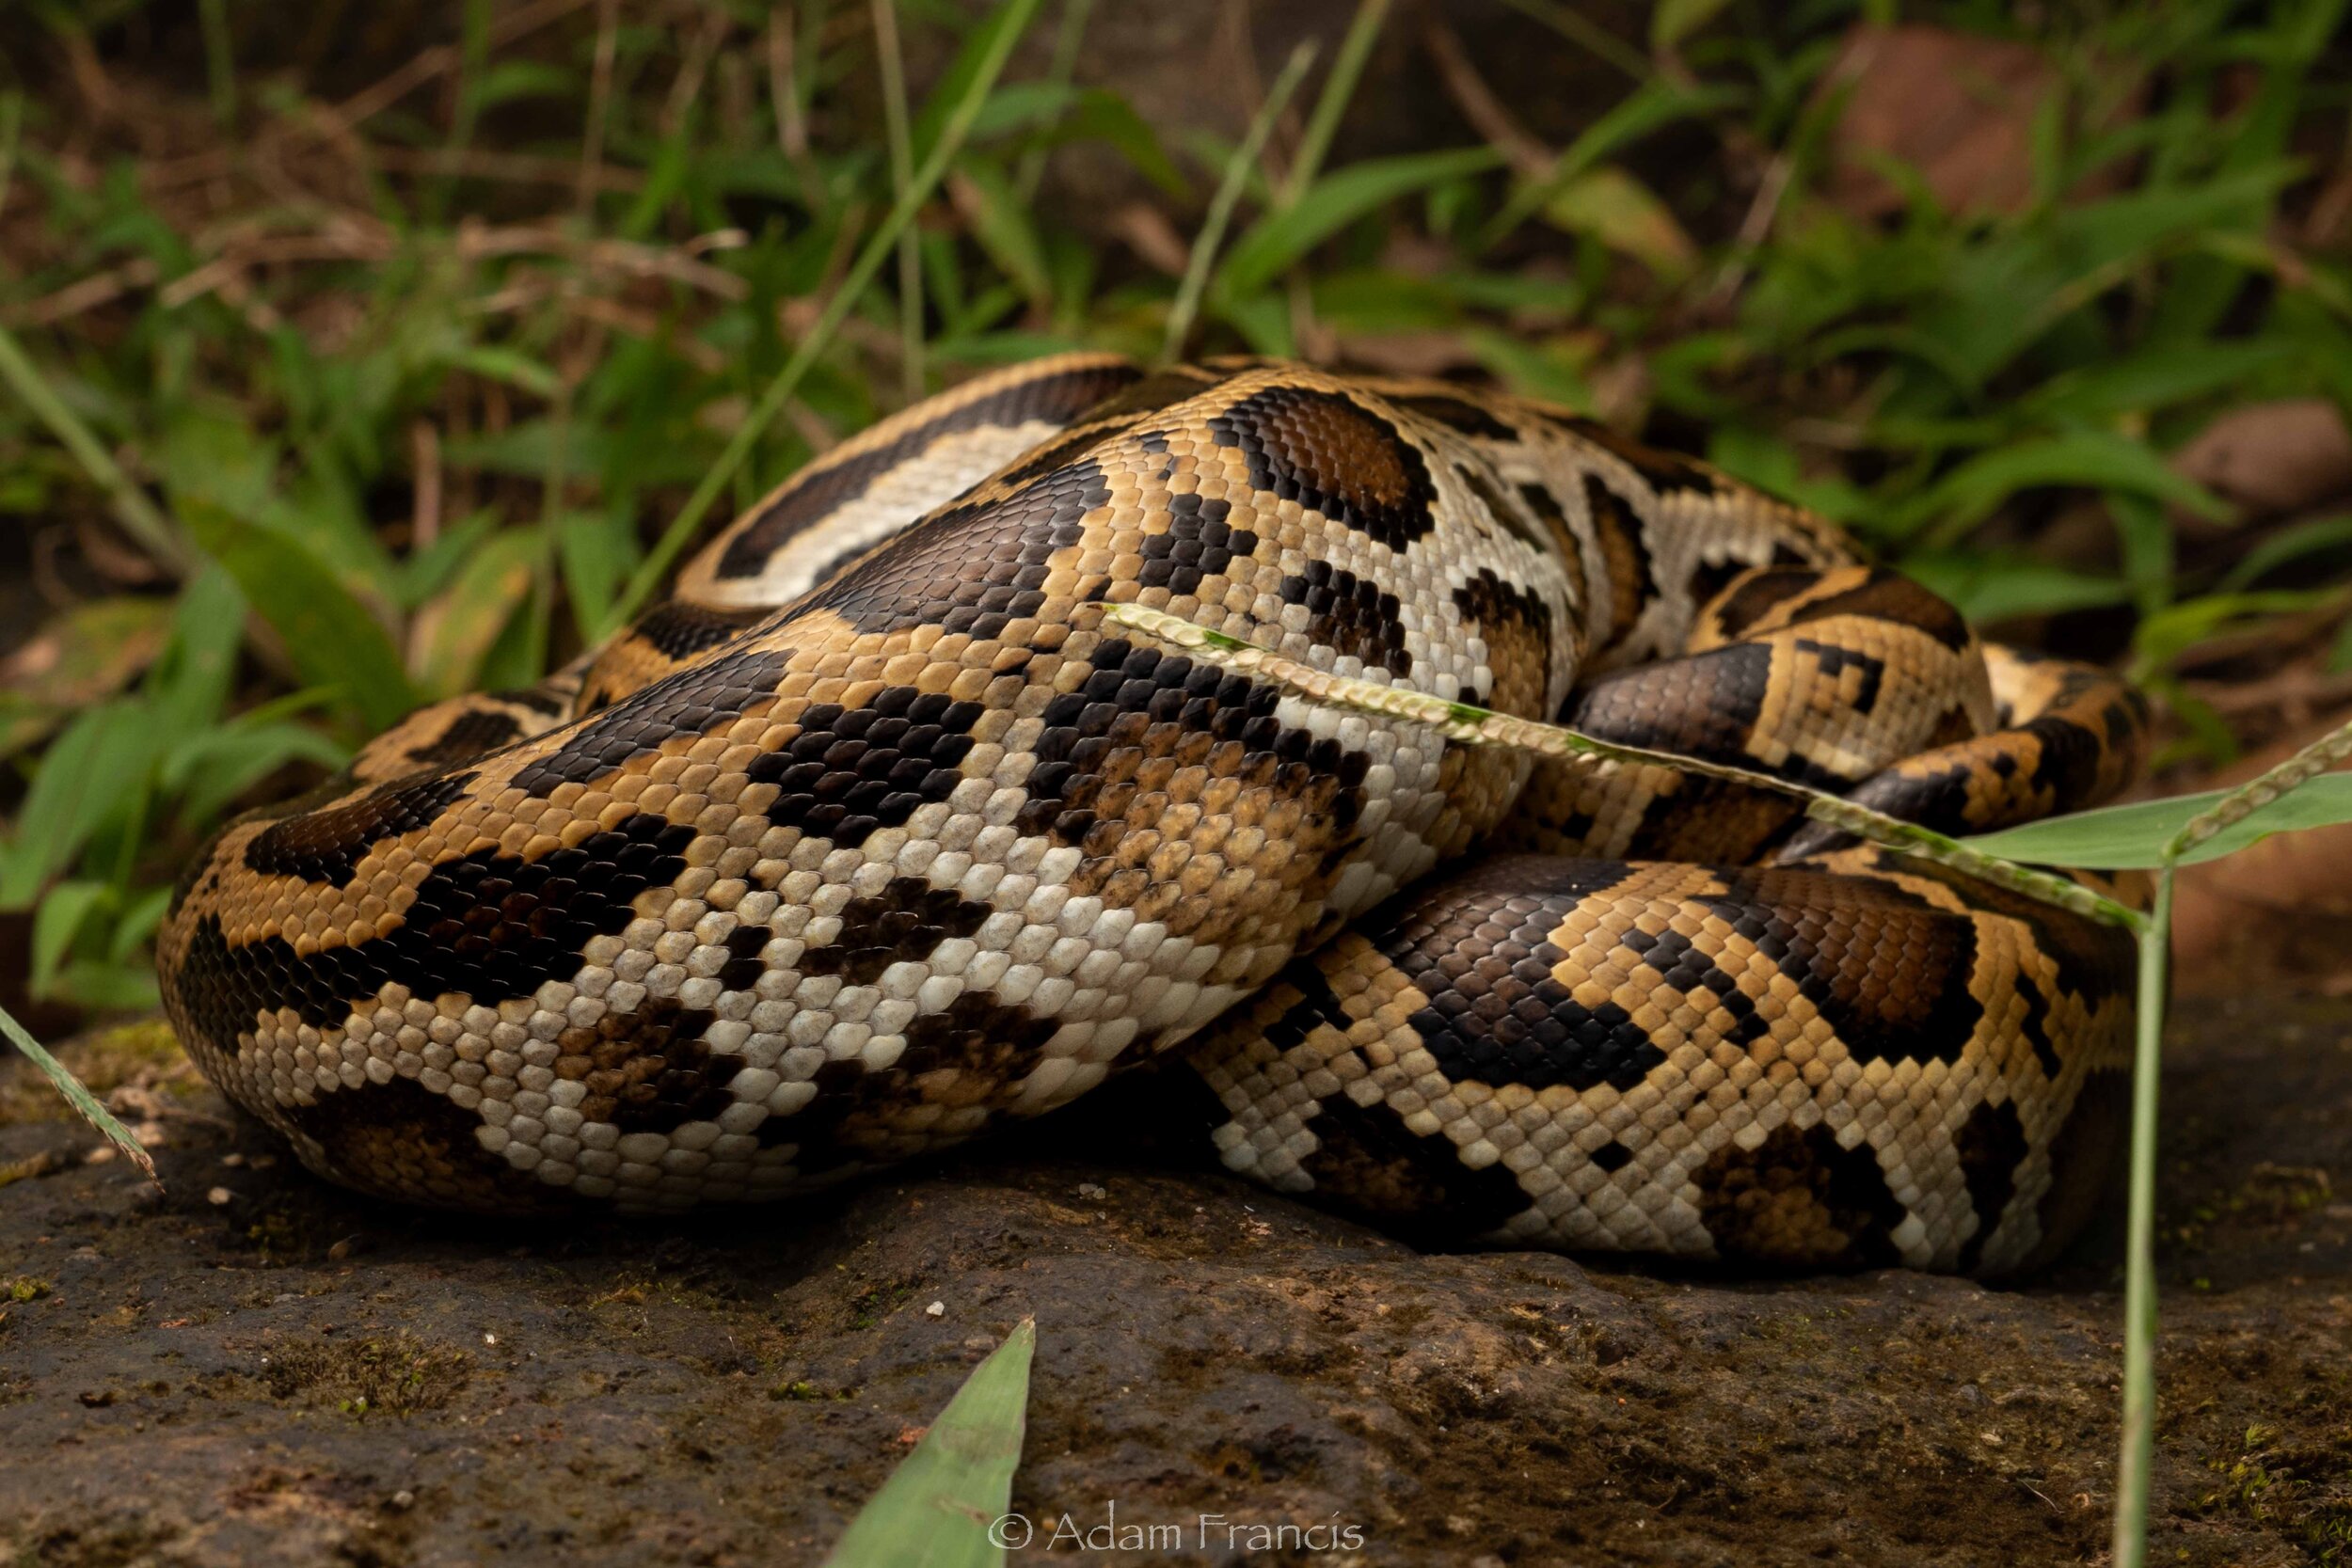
[1695,1120,1905,1269]
[1279,559,1412,676]
[1364,857,1701,1095]
[1858,849,2135,1010]
[1021,641,1372,950]
[1953,1096,2029,1274]
[166,815,698,1059]
[403,709,524,768]
[1393,390,1518,442]
[554,997,737,1132]
[1581,475,1658,650]
[629,599,775,660]
[1452,567,1554,717]
[243,771,479,887]
[1704,565,1813,639]
[1515,482,1589,622]
[1077,363,1232,422]
[1208,384,1439,553]
[1617,776,1802,863]
[800,876,995,986]
[1453,459,1555,565]
[514,644,792,797]
[1787,569,1971,653]
[1135,492,1258,599]
[1567,641,1773,768]
[1294,1091,1535,1247]
[1709,865,1987,1067]
[754,993,1063,1167]
[1554,414,1722,497]
[800,457,1110,641]
[2015,1065,2129,1275]
[745,683,985,853]
[279,1073,562,1212]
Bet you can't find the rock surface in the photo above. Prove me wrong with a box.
[2,998,2347,1567]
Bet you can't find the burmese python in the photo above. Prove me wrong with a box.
[157,356,2147,1275]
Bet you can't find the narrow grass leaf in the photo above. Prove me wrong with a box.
[2217,513,2352,592]
[1277,0,1391,211]
[1650,0,1732,51]
[1216,147,1500,300]
[0,325,188,574]
[30,881,110,995]
[1162,40,1317,361]
[1538,164,1697,279]
[952,160,1052,306]
[0,702,158,908]
[821,1318,1036,1568]
[1899,430,2231,546]
[452,346,564,400]
[2133,588,2343,676]
[164,722,349,827]
[0,1001,156,1184]
[1900,553,2132,625]
[2022,339,2293,423]
[411,529,541,698]
[1046,89,1184,196]
[1956,774,2352,869]
[1482,79,1738,245]
[614,0,1045,627]
[183,500,416,731]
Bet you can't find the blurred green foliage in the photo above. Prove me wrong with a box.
[0,0,2348,1010]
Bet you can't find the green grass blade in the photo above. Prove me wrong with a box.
[1216,146,1502,302]
[182,500,417,732]
[821,1318,1036,1568]
[611,0,1045,631]
[0,325,190,575]
[1276,0,1391,212]
[1161,40,1318,363]
[2111,866,2173,1568]
[1957,774,2352,870]
[871,0,924,403]
[0,999,158,1185]
[1011,0,1095,203]
[197,0,236,126]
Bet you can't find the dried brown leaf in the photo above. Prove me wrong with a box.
[2172,400,2352,520]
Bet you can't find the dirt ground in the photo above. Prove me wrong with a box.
[0,997,2347,1568]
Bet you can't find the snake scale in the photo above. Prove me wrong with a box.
[157,356,2149,1275]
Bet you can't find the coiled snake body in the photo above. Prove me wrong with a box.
[159,356,2146,1275]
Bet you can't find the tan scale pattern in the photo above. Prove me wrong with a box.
[158,357,2145,1273]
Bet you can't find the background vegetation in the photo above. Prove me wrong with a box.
[2,0,2349,1024]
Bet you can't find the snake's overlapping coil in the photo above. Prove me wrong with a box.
[159,356,2146,1275]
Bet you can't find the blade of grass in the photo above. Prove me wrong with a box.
[197,0,236,127]
[1275,0,1391,212]
[1012,0,1095,204]
[0,89,21,220]
[1101,610,2352,1568]
[821,1318,1036,1568]
[2111,717,2352,1567]
[0,325,190,576]
[1161,40,1319,364]
[2111,863,2170,1568]
[1492,0,1650,80]
[576,0,620,217]
[611,0,1045,630]
[1104,603,2143,931]
[871,0,924,403]
[0,1000,157,1185]
[426,0,497,226]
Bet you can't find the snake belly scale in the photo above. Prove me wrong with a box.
[157,356,2148,1275]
